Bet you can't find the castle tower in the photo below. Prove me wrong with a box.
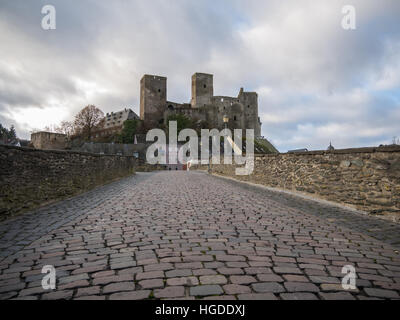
[191,73,213,108]
[238,89,261,137]
[140,74,167,126]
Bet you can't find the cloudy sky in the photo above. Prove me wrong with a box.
[0,0,399,152]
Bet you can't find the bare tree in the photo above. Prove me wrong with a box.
[55,121,75,137]
[43,124,58,132]
[30,128,41,134]
[74,105,104,140]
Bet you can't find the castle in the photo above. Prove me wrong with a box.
[140,73,262,136]
[30,73,277,153]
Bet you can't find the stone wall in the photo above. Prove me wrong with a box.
[0,145,138,220]
[194,146,400,220]
[75,142,148,160]
[31,131,68,150]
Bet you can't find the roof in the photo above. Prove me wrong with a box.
[31,131,67,136]
[103,108,139,129]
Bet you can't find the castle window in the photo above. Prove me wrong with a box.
[234,116,237,121]
[204,84,207,88]
[158,89,161,92]
[248,105,250,108]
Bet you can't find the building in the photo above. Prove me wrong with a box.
[93,108,139,138]
[30,132,68,150]
[140,73,262,137]
[104,108,139,129]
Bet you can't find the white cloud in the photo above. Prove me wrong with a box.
[6,106,70,132]
[0,0,399,152]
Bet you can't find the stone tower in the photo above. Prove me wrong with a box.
[191,73,213,108]
[238,89,261,137]
[140,75,167,126]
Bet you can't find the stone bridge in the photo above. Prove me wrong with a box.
[0,171,399,300]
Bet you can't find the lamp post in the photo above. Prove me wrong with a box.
[223,114,229,130]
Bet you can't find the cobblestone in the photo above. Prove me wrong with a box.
[280,292,318,300]
[199,275,228,285]
[190,285,224,296]
[252,282,285,293]
[154,286,185,298]
[0,171,399,300]
[109,290,151,300]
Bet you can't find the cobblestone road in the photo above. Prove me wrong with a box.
[1,171,400,300]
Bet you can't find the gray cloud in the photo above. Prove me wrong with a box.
[0,0,399,151]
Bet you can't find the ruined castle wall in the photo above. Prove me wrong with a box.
[239,92,260,136]
[209,94,260,134]
[164,108,207,125]
[191,73,213,108]
[31,132,68,150]
[0,145,138,220]
[193,147,400,220]
[139,73,262,135]
[209,97,240,128]
[140,75,167,125]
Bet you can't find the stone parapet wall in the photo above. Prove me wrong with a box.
[0,145,139,220]
[75,142,148,159]
[193,146,400,220]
